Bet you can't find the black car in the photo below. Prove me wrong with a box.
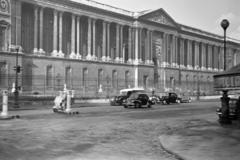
[109,95,128,106]
[123,92,152,108]
[159,92,181,104]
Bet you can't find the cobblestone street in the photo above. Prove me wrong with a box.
[1,101,240,160]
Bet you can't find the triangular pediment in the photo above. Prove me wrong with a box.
[139,8,178,28]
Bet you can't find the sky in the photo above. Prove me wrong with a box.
[90,0,240,40]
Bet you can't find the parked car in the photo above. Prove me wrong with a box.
[179,93,191,103]
[149,95,161,104]
[123,92,152,108]
[109,88,145,106]
[159,92,181,104]
[109,95,128,106]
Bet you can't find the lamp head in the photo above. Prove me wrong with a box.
[221,19,230,30]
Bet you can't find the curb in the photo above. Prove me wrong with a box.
[159,136,186,160]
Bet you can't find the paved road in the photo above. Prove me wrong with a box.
[0,101,219,160]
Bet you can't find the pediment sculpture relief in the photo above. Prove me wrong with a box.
[0,0,10,14]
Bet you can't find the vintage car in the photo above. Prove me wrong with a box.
[123,92,152,108]
[178,93,192,103]
[159,92,181,104]
[109,95,128,106]
[109,88,145,106]
[149,95,161,104]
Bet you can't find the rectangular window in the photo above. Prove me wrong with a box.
[65,67,71,88]
[46,66,53,88]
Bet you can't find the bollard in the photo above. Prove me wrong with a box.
[1,90,8,117]
[65,90,71,113]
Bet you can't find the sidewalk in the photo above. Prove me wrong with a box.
[159,117,240,160]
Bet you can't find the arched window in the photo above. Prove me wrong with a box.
[46,65,53,88]
[112,70,117,88]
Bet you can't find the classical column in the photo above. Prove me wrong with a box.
[51,9,58,56]
[138,28,142,63]
[162,33,167,67]
[115,24,120,62]
[149,30,153,64]
[15,0,22,49]
[92,19,96,60]
[58,11,64,57]
[145,29,150,64]
[208,44,212,70]
[86,17,92,60]
[106,22,111,61]
[134,27,139,64]
[213,45,218,71]
[180,38,184,68]
[175,36,179,67]
[102,21,107,61]
[187,40,192,69]
[194,42,199,69]
[171,35,176,67]
[39,7,45,54]
[134,27,139,88]
[76,16,81,59]
[33,6,39,54]
[70,14,76,58]
[219,47,224,71]
[119,24,123,62]
[201,43,206,70]
[127,26,132,63]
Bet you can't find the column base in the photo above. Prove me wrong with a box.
[33,48,38,54]
[208,67,213,71]
[58,51,64,58]
[92,55,97,61]
[127,58,133,64]
[51,50,58,57]
[119,58,124,63]
[39,48,45,55]
[86,54,92,60]
[69,52,76,59]
[187,65,193,70]
[180,65,185,69]
[76,53,82,59]
[102,56,107,61]
[106,56,111,62]
[115,57,120,63]
[133,59,139,65]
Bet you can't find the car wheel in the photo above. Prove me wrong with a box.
[147,103,152,108]
[124,105,128,108]
[163,100,167,104]
[135,103,141,108]
[176,99,180,103]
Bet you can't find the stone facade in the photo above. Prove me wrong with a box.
[0,0,240,97]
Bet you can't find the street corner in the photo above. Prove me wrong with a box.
[159,119,240,160]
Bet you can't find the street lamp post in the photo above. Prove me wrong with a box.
[14,46,20,108]
[221,19,229,71]
[219,19,231,124]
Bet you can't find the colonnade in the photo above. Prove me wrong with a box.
[162,34,225,71]
[30,5,154,65]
